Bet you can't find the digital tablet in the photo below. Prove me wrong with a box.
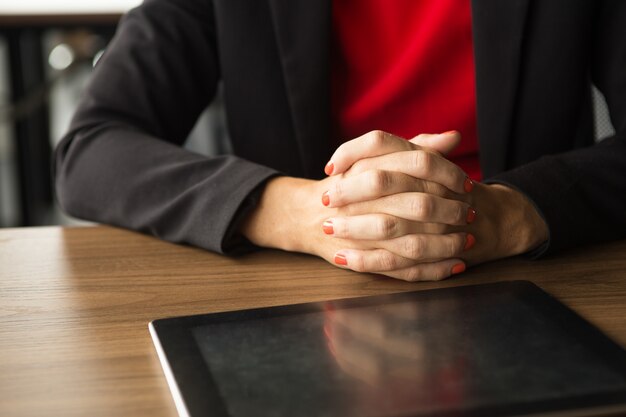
[149,281,626,417]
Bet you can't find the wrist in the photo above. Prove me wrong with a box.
[488,184,549,256]
[239,176,324,254]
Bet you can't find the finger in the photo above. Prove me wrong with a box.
[332,248,419,272]
[385,260,467,282]
[325,170,453,207]
[345,149,472,194]
[409,130,461,156]
[338,193,476,226]
[324,214,410,239]
[323,214,450,240]
[332,249,465,281]
[325,130,414,176]
[328,233,473,266]
[379,233,473,261]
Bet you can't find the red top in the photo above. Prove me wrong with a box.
[331,0,482,180]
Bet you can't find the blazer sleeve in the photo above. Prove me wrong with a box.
[53,0,279,254]
[485,1,626,257]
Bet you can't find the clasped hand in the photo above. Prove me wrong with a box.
[318,130,474,281]
[241,130,548,282]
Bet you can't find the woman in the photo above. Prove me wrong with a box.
[54,0,626,281]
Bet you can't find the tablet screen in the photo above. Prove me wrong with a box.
[187,283,626,417]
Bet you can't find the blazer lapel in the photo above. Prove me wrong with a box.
[269,0,331,179]
[471,0,530,176]
[268,0,529,178]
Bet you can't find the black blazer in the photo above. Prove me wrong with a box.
[54,0,626,256]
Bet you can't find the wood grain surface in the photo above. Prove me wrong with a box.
[1,225,625,416]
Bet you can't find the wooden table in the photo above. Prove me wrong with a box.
[1,226,625,416]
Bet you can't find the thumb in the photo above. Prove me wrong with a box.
[409,131,461,155]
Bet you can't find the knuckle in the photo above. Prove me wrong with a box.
[454,203,466,224]
[404,235,425,259]
[377,216,398,238]
[378,252,398,271]
[411,194,432,220]
[409,151,421,172]
[403,265,450,282]
[433,266,452,281]
[403,267,424,282]
[366,130,387,149]
[368,170,391,194]
[332,181,344,203]
[412,150,432,177]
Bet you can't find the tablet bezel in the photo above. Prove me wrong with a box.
[149,280,626,417]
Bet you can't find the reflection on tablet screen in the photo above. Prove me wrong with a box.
[192,290,626,417]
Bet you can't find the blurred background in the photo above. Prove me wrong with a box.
[0,1,615,228]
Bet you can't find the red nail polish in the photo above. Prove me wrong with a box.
[451,263,466,275]
[322,191,330,206]
[334,253,348,266]
[464,177,474,193]
[323,220,334,235]
[324,162,334,176]
[466,207,477,224]
[464,234,476,251]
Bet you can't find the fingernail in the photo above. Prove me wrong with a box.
[442,130,457,135]
[323,220,334,235]
[322,191,330,206]
[334,253,348,266]
[464,233,476,251]
[466,207,477,224]
[324,162,334,176]
[464,177,474,193]
[451,263,466,275]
